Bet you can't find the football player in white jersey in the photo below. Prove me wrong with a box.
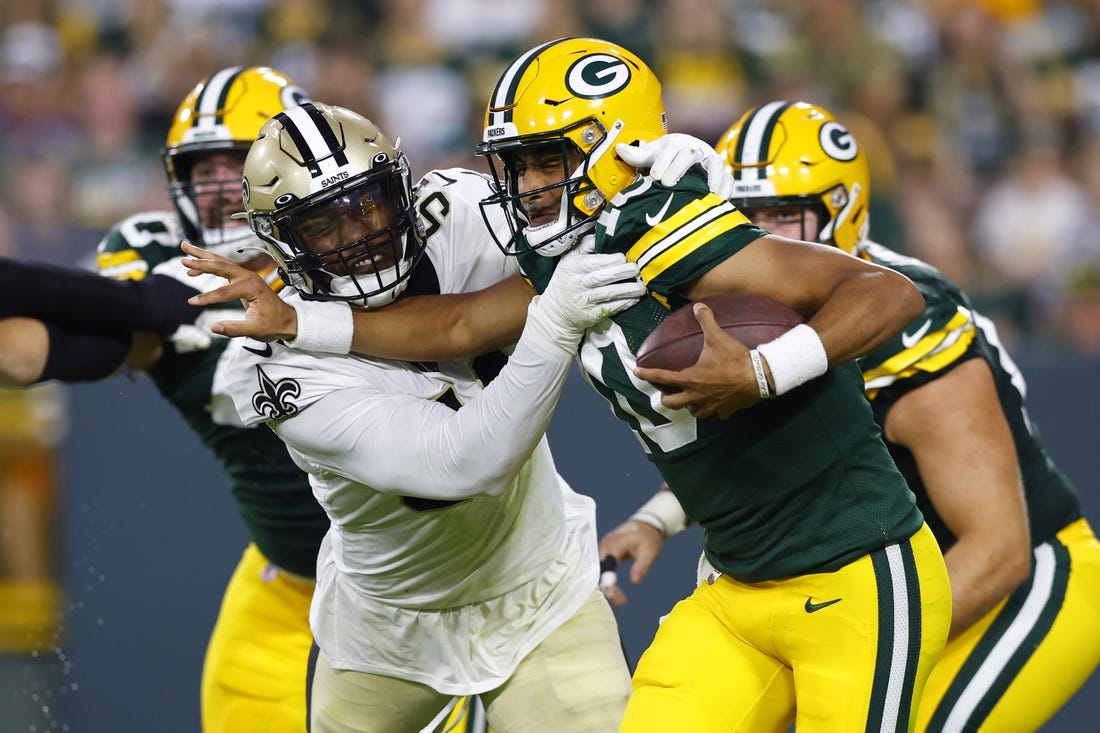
[205,101,645,733]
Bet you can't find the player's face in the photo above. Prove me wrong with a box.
[295,183,398,274]
[190,151,248,230]
[509,145,583,228]
[742,205,821,242]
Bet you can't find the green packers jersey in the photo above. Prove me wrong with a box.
[855,241,1083,550]
[520,174,923,582]
[96,211,328,577]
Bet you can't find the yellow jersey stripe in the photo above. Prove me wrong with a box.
[97,250,148,281]
[863,308,976,394]
[638,210,750,284]
[628,195,739,267]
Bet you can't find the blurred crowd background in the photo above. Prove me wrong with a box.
[0,1,1095,726]
[3,0,1100,352]
[1,0,1100,728]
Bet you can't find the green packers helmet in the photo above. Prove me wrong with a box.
[243,102,425,308]
[476,37,668,257]
[717,101,870,253]
[162,66,310,262]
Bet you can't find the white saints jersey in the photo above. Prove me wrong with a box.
[211,169,600,695]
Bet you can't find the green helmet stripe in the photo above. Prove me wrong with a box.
[732,100,792,181]
[194,66,244,127]
[487,38,569,128]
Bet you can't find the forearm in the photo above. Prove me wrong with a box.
[284,303,573,499]
[807,268,924,366]
[943,537,1031,638]
[886,359,1031,638]
[0,318,132,385]
[0,259,201,337]
[0,318,49,385]
[348,274,533,360]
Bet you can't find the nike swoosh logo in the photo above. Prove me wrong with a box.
[900,318,932,349]
[804,597,842,613]
[645,193,675,226]
[243,342,273,357]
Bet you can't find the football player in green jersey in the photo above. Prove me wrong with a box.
[0,67,327,733]
[185,38,951,733]
[606,100,1100,733]
[0,70,495,733]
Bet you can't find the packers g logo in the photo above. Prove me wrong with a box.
[280,84,310,110]
[819,121,858,162]
[566,54,631,99]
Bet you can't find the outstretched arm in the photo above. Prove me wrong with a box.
[0,256,201,336]
[182,242,533,360]
[0,317,134,386]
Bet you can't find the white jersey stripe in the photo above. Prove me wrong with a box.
[880,543,910,733]
[942,544,1056,731]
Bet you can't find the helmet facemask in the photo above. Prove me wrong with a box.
[719,101,870,254]
[479,129,609,258]
[244,103,426,309]
[164,147,261,263]
[162,66,311,263]
[252,158,422,307]
[731,192,831,244]
[478,37,667,257]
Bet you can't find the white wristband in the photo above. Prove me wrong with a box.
[748,349,772,399]
[287,298,354,354]
[630,489,689,539]
[755,323,828,395]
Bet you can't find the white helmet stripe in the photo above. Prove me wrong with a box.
[734,100,790,181]
[280,104,347,179]
[194,66,244,129]
[487,38,567,129]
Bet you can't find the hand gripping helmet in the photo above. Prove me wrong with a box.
[717,101,870,253]
[242,102,425,308]
[163,66,310,262]
[476,37,668,257]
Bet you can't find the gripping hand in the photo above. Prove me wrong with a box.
[525,236,645,355]
[617,133,734,200]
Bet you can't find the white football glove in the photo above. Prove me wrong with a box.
[167,308,238,352]
[617,133,734,200]
[525,235,646,355]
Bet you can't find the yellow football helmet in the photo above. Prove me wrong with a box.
[476,37,668,256]
[243,102,425,308]
[717,101,870,253]
[163,66,310,262]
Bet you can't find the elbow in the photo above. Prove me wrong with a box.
[432,460,514,500]
[1003,543,1033,590]
[886,270,925,324]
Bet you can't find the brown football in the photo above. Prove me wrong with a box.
[636,294,805,392]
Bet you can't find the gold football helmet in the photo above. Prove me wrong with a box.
[163,66,309,262]
[476,37,668,256]
[243,102,425,308]
[717,101,869,253]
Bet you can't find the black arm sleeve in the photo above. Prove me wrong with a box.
[39,323,131,383]
[0,258,202,336]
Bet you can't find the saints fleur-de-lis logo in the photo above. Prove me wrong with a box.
[252,365,301,420]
